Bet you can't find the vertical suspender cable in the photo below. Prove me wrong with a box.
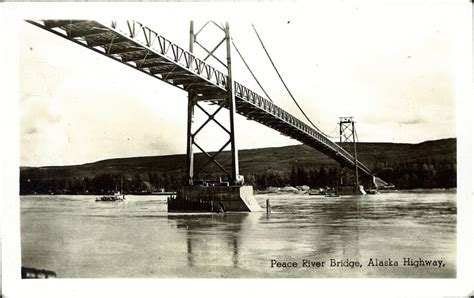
[252,23,337,140]
[251,24,319,129]
[231,39,273,102]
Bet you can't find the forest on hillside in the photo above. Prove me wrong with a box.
[20,157,456,195]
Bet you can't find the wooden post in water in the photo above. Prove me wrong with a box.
[266,199,271,214]
[335,163,341,196]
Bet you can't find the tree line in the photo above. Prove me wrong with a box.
[373,158,455,189]
[19,158,455,195]
[20,171,186,195]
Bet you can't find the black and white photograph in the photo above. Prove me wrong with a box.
[1,1,472,297]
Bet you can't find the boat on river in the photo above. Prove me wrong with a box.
[95,191,126,202]
[96,177,126,202]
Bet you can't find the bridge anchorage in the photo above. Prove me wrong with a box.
[27,19,388,212]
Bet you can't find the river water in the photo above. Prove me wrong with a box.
[20,191,456,278]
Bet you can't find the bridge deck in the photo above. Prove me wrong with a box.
[27,20,372,177]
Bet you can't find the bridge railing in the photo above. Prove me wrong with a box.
[107,20,371,175]
[234,81,371,174]
[110,20,228,90]
[33,19,371,176]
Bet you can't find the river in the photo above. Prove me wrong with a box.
[20,190,456,278]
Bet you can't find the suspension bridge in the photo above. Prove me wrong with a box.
[27,19,383,211]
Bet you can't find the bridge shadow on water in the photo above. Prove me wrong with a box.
[167,213,255,270]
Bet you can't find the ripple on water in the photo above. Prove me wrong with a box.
[21,191,456,278]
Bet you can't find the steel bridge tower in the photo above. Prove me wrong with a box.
[339,116,359,186]
[169,20,261,212]
[186,20,240,186]
[337,116,365,195]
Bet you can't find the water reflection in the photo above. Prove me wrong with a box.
[265,195,364,259]
[168,213,252,269]
[20,192,456,278]
[167,197,368,272]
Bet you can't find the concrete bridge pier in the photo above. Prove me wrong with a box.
[359,174,375,189]
[336,164,368,195]
[168,185,262,212]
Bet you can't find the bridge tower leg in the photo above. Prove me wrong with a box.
[186,22,196,185]
[225,22,240,184]
[169,20,261,212]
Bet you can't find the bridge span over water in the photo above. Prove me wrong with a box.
[28,20,372,177]
[28,20,387,210]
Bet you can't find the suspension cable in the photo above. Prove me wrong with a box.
[251,24,342,142]
[251,24,321,128]
[326,124,340,140]
[231,39,273,102]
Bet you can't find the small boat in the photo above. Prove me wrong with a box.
[96,177,126,202]
[95,191,126,202]
[325,193,340,198]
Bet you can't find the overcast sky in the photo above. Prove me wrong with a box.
[19,2,468,167]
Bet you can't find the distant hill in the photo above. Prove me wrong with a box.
[20,138,456,194]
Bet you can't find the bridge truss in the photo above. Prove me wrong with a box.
[27,19,373,181]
